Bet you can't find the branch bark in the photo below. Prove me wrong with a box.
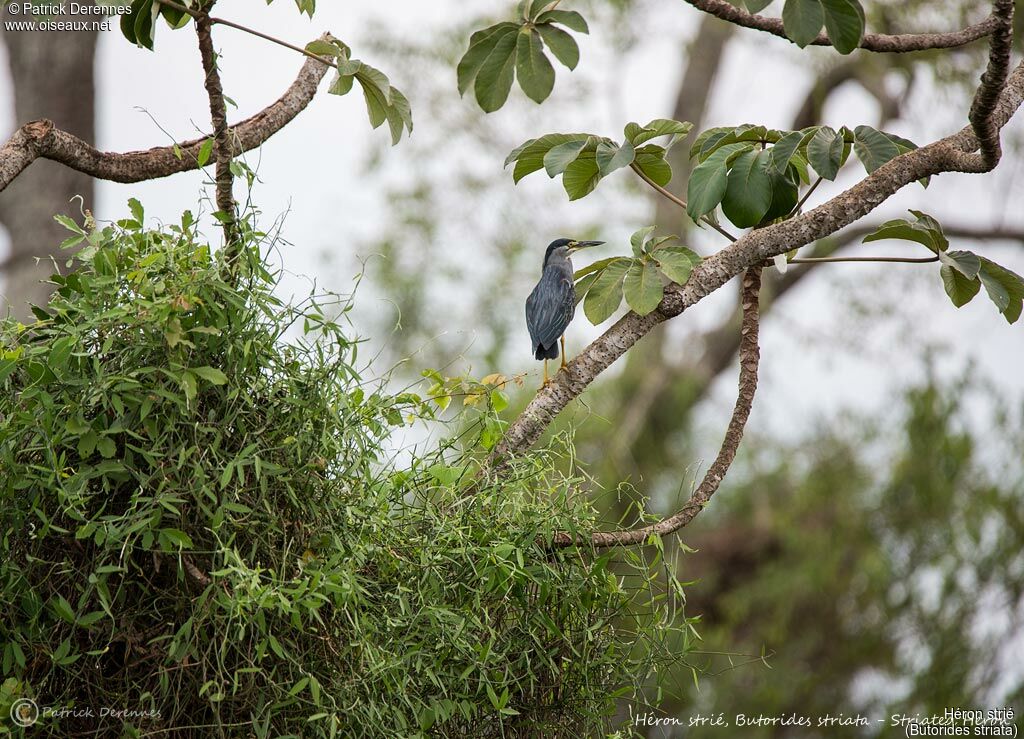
[195,10,239,253]
[681,0,999,53]
[550,267,762,549]
[0,42,330,194]
[491,4,1022,466]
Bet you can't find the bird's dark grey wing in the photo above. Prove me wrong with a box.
[526,269,575,353]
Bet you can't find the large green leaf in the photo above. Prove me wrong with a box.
[584,260,629,324]
[687,143,753,221]
[628,119,693,147]
[691,124,774,161]
[357,74,389,128]
[474,31,518,112]
[544,139,591,176]
[940,265,981,308]
[761,168,800,222]
[862,219,945,253]
[633,147,673,186]
[652,247,700,285]
[535,9,589,33]
[938,250,981,280]
[721,149,774,228]
[457,23,517,95]
[690,126,733,160]
[596,141,635,175]
[516,28,556,103]
[978,262,1010,312]
[820,0,864,54]
[623,260,664,316]
[853,125,901,173]
[767,130,804,174]
[630,226,657,256]
[508,133,590,182]
[562,155,602,201]
[978,258,1024,323]
[132,0,156,50]
[574,256,628,280]
[782,0,824,47]
[536,23,580,69]
[806,126,844,180]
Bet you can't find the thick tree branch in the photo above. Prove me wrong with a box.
[195,10,239,254]
[681,0,999,53]
[550,267,762,549]
[492,36,1024,464]
[0,45,330,193]
[968,0,1015,169]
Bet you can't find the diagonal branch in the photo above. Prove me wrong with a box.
[550,267,762,549]
[681,0,999,53]
[491,25,1023,465]
[0,42,331,193]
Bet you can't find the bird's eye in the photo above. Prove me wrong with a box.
[569,241,578,247]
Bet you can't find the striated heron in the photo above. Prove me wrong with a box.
[525,238,604,387]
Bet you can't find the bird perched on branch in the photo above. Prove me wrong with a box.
[526,238,604,387]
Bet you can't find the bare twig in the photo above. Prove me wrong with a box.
[786,255,939,264]
[630,162,738,242]
[681,0,999,53]
[153,0,341,71]
[0,48,330,193]
[549,267,762,548]
[789,176,823,217]
[182,555,212,587]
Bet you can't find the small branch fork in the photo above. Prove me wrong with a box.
[490,0,1021,546]
[549,267,762,549]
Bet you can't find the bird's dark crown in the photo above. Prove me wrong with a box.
[543,238,604,267]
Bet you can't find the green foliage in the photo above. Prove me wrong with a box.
[573,227,701,323]
[505,119,691,200]
[0,208,688,736]
[457,2,590,111]
[120,0,317,49]
[685,123,917,226]
[309,38,414,145]
[862,210,1024,323]
[781,0,865,53]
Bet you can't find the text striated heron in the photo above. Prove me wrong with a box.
[525,238,604,387]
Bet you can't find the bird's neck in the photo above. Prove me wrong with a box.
[544,257,572,276]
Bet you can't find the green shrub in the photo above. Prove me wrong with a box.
[0,207,687,737]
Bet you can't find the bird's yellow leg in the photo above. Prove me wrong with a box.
[542,359,549,388]
[559,335,567,370]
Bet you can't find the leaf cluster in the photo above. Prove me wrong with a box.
[862,211,1024,323]
[306,38,414,145]
[573,227,702,324]
[457,1,590,112]
[505,118,693,200]
[687,123,918,227]
[775,0,866,54]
